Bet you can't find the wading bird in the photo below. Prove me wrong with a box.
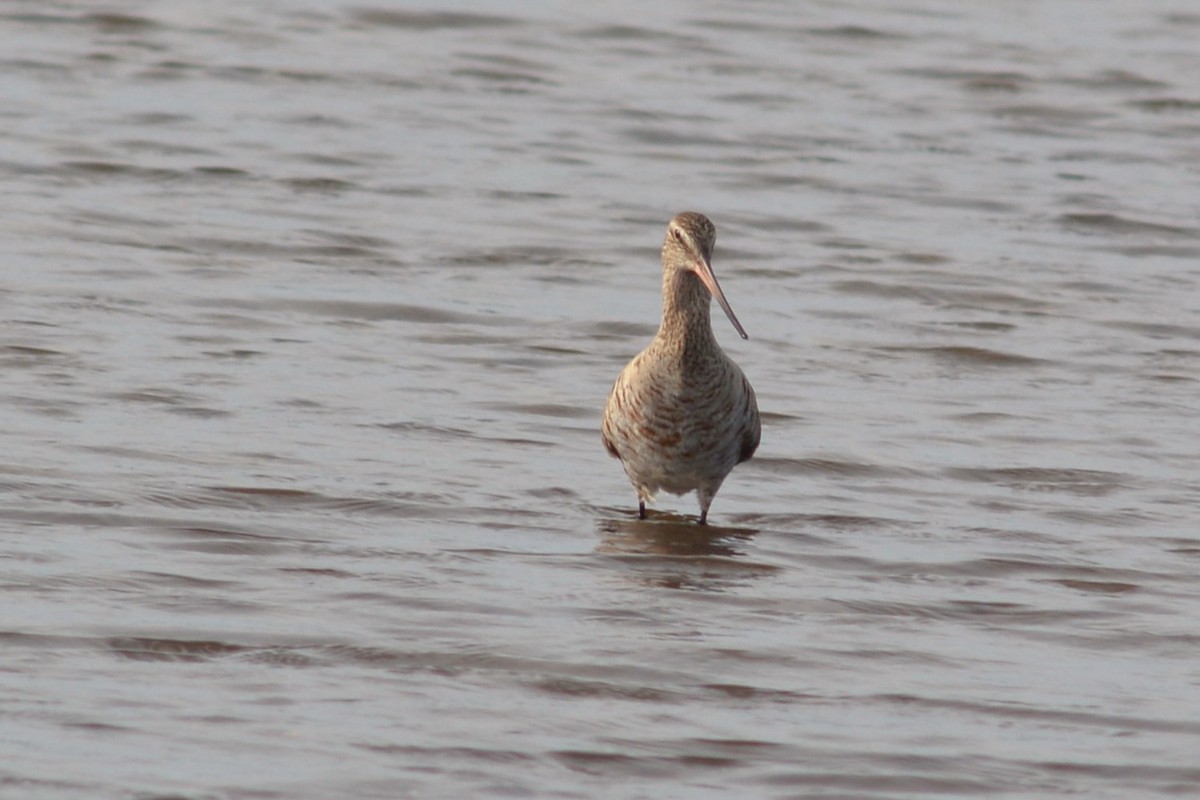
[602,212,760,524]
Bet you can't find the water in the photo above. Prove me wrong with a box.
[3,1,1200,797]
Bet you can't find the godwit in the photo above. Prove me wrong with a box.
[602,212,760,525]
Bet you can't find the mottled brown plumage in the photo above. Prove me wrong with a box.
[602,212,760,524]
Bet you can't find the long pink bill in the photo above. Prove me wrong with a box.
[694,257,749,340]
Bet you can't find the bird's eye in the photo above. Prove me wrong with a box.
[672,229,683,242]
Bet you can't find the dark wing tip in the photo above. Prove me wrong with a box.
[738,432,759,464]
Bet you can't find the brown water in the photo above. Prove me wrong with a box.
[3,2,1200,798]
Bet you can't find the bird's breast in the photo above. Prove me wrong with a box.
[604,343,755,478]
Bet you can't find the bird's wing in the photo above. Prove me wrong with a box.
[737,374,761,464]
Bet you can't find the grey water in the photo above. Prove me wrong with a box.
[3,1,1200,797]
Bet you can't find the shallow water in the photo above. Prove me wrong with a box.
[3,1,1200,797]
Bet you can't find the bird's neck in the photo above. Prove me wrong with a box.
[657,269,715,347]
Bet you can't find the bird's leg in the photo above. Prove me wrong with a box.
[698,488,714,525]
[638,500,646,519]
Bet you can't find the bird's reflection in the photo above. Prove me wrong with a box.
[595,508,759,557]
[593,510,774,592]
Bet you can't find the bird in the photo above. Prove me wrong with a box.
[602,212,760,525]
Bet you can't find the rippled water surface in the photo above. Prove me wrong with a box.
[4,1,1200,797]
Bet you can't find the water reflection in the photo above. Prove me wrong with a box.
[595,510,758,557]
[594,512,775,591]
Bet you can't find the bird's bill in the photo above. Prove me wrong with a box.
[695,257,749,339]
